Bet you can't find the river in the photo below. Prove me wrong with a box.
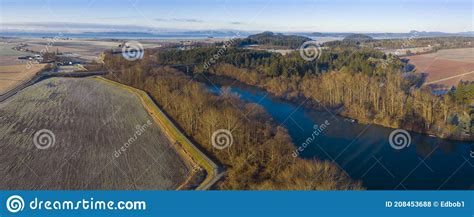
[202,75,474,190]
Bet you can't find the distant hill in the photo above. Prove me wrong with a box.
[342,34,373,42]
[307,32,351,38]
[406,30,474,37]
[304,31,474,39]
[181,30,251,37]
[239,31,311,49]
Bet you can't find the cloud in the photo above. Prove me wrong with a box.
[99,16,138,20]
[173,18,203,23]
[155,18,204,23]
[0,22,163,33]
[229,21,243,25]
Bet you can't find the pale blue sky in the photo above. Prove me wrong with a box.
[0,0,472,32]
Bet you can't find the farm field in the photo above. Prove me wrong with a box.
[406,48,474,87]
[22,39,120,62]
[0,39,48,95]
[0,40,32,66]
[12,38,162,62]
[415,48,474,63]
[0,64,46,95]
[0,77,190,190]
[0,37,224,65]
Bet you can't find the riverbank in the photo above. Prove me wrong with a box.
[198,74,474,189]
[200,72,472,142]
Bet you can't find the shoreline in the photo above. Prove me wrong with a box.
[200,73,473,143]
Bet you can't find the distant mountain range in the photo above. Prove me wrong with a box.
[1,22,473,40]
[301,30,474,38]
[0,22,253,38]
[0,31,253,39]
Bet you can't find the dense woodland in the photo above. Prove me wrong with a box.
[210,64,473,138]
[239,32,473,50]
[368,36,474,50]
[324,36,474,51]
[151,47,403,77]
[103,55,363,190]
[100,36,473,189]
[144,45,473,140]
[342,34,374,42]
[236,31,311,49]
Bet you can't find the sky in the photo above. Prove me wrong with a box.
[0,0,473,33]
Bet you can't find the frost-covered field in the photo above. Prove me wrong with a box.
[0,77,190,189]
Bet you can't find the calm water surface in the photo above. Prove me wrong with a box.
[205,76,474,190]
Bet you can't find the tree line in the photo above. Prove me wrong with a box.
[324,36,474,51]
[143,46,472,140]
[102,54,363,190]
[236,31,311,49]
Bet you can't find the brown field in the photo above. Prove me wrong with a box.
[20,39,121,62]
[1,37,219,65]
[406,48,474,87]
[245,45,295,55]
[0,64,46,94]
[20,38,162,62]
[0,40,32,66]
[0,77,190,189]
[415,48,474,63]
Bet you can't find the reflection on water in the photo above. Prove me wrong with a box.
[204,76,474,190]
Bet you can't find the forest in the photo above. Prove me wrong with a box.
[98,34,474,190]
[324,36,474,51]
[236,31,311,49]
[102,54,363,190]
[143,44,473,141]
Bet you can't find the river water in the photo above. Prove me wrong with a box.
[203,75,474,190]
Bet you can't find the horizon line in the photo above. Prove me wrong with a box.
[1,22,472,35]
